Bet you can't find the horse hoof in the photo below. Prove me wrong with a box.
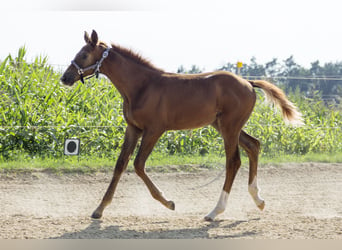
[257,200,265,211]
[204,216,214,222]
[91,211,103,219]
[167,201,175,210]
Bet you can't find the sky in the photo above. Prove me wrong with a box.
[1,0,342,72]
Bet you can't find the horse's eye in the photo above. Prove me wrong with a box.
[82,54,88,60]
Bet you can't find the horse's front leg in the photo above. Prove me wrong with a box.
[134,130,175,210]
[92,125,142,219]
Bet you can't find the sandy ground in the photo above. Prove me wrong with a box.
[0,163,341,239]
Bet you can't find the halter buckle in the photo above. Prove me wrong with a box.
[77,68,84,75]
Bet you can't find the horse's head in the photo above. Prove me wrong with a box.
[61,30,110,86]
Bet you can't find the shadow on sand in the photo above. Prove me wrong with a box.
[51,217,260,239]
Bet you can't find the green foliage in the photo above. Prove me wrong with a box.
[245,89,342,157]
[0,47,125,160]
[0,48,341,164]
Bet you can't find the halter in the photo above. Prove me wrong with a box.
[71,47,111,84]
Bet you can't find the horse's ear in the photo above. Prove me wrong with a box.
[90,30,98,46]
[84,31,91,44]
[84,30,98,46]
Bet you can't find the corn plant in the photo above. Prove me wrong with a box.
[0,48,341,162]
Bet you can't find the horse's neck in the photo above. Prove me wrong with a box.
[102,55,156,100]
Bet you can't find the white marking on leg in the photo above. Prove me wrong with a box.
[204,190,229,221]
[248,177,265,210]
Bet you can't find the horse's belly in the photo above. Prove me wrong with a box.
[166,108,217,130]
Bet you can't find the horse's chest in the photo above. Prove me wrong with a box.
[123,102,145,129]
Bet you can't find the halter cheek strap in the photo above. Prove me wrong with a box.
[71,47,111,84]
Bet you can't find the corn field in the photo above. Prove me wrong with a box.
[0,48,341,161]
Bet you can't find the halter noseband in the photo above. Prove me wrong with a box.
[71,47,111,84]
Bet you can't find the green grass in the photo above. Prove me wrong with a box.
[1,152,342,174]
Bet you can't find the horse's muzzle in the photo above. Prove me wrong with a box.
[60,73,77,86]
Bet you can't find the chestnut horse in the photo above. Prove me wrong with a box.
[61,30,303,221]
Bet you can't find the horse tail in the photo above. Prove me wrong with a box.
[249,80,304,126]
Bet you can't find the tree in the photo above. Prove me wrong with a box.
[177,65,202,74]
[265,58,280,77]
[245,57,265,78]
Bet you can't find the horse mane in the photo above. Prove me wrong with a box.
[110,43,164,73]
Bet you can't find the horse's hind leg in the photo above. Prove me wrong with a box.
[205,128,241,221]
[239,130,265,210]
[92,125,142,219]
[134,130,175,210]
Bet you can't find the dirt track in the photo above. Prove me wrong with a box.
[0,163,341,239]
